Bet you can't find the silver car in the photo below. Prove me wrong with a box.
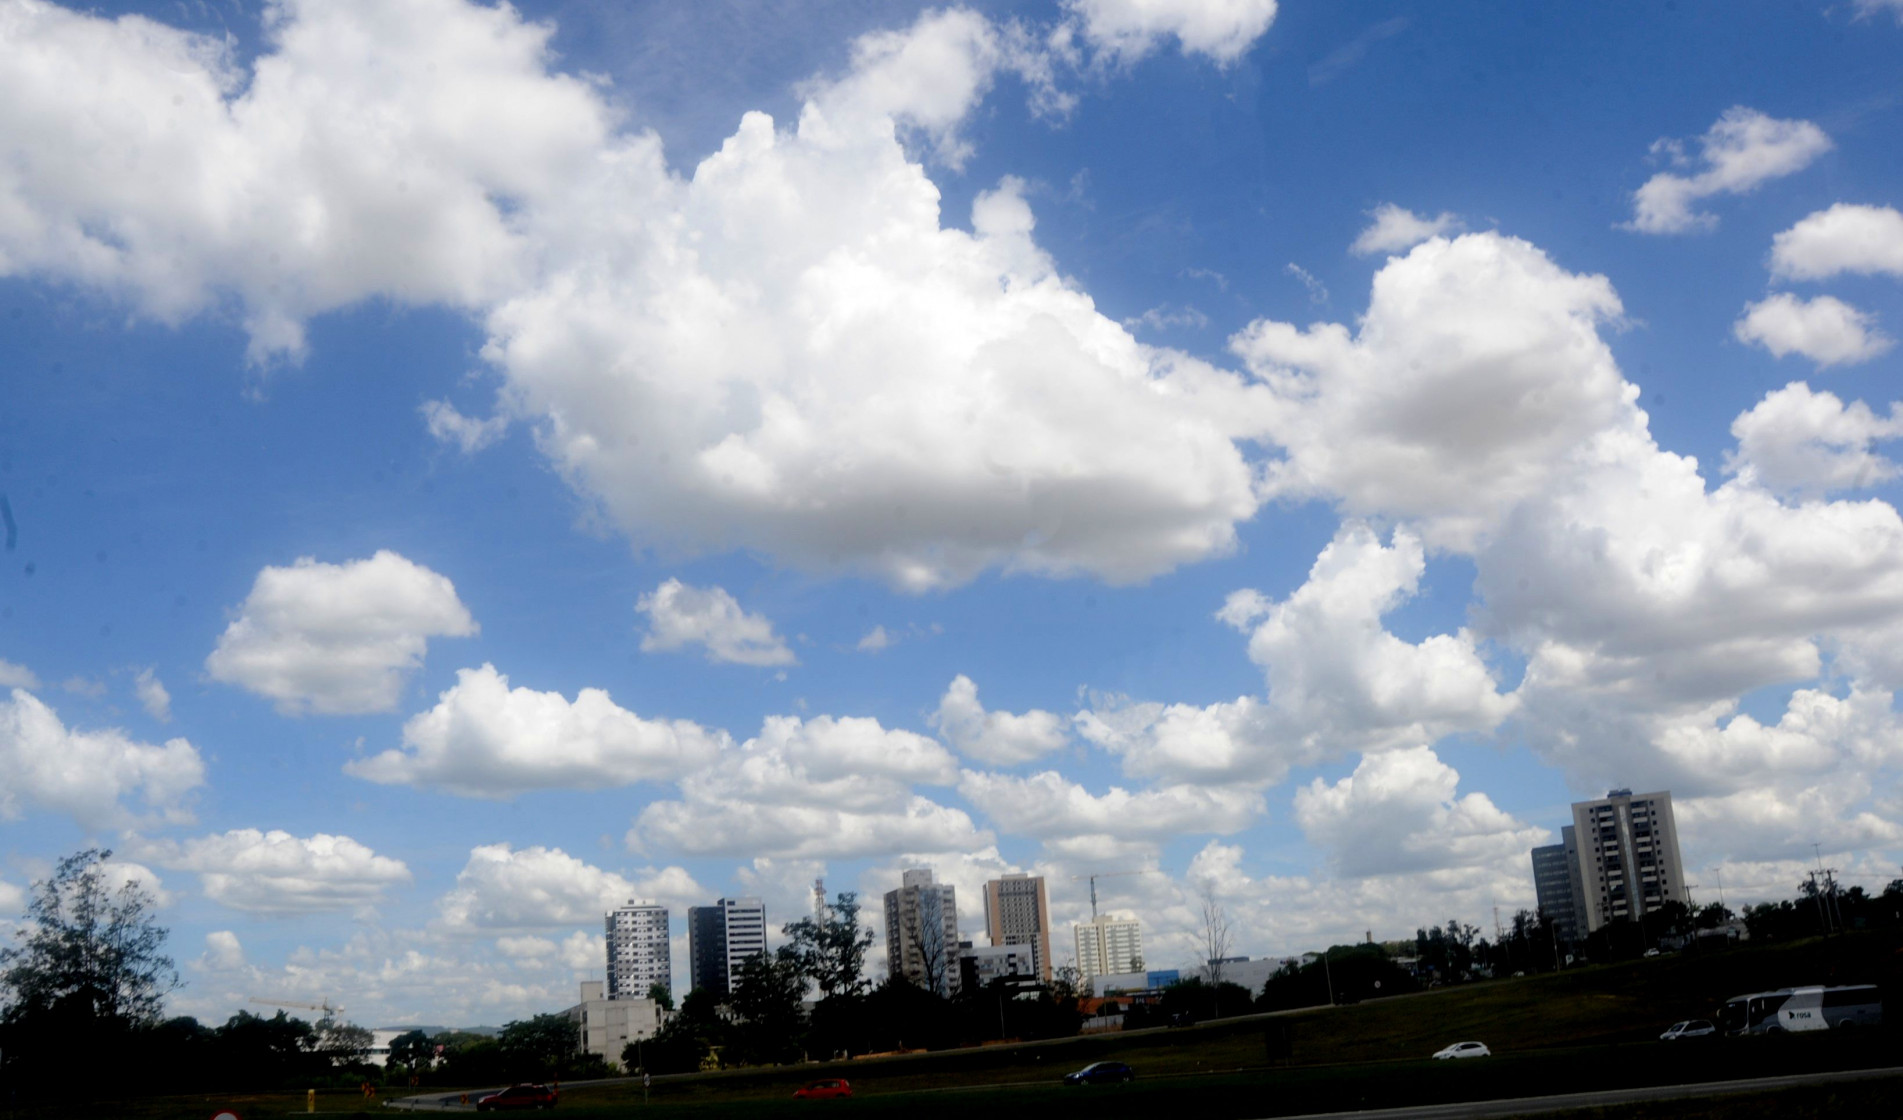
[1659,1019,1715,1040]
[1432,1041,1491,1059]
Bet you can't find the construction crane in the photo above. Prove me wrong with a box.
[248,995,344,1020]
[1070,870,1155,922]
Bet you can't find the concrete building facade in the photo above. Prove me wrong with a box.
[884,868,961,997]
[605,900,672,1002]
[957,941,1039,992]
[687,897,767,999]
[1074,915,1142,979]
[982,873,1053,982]
[566,980,662,1066]
[1530,826,1585,943]
[1569,789,1686,934]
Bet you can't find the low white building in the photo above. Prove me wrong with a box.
[565,981,663,1066]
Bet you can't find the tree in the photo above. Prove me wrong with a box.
[731,951,807,1065]
[647,980,674,1012]
[0,848,178,1028]
[1199,886,1233,989]
[387,1028,434,1076]
[780,891,876,997]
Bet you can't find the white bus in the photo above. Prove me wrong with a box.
[1720,985,1883,1034]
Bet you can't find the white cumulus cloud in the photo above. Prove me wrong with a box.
[1350,203,1460,256]
[0,688,204,828]
[1725,382,1903,497]
[631,714,980,859]
[206,550,476,715]
[1064,0,1279,64]
[0,659,40,689]
[138,829,411,915]
[435,843,700,935]
[958,769,1263,844]
[346,663,726,797]
[1769,203,1903,281]
[421,399,509,454]
[1734,293,1892,367]
[1625,107,1831,234]
[1293,747,1547,878]
[930,675,1069,765]
[637,579,796,667]
[133,667,172,722]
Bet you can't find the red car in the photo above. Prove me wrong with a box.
[792,1078,853,1100]
[475,1083,559,1111]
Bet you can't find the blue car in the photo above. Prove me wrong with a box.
[1064,1061,1135,1085]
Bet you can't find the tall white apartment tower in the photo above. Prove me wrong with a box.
[884,869,961,997]
[1074,915,1142,979]
[604,900,671,1001]
[1571,789,1686,933]
[983,874,1053,982]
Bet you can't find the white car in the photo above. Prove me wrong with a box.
[1659,1019,1716,1040]
[1433,1041,1491,1059]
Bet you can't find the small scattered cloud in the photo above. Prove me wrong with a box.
[856,625,892,652]
[1734,293,1892,367]
[930,675,1069,765]
[0,659,39,690]
[1725,381,1903,497]
[0,689,205,829]
[421,399,509,454]
[637,579,797,667]
[1285,263,1329,304]
[1307,17,1408,87]
[1625,107,1831,234]
[1350,204,1460,256]
[1124,303,1209,332]
[136,829,411,916]
[134,668,172,723]
[1770,203,1903,281]
[1064,0,1279,65]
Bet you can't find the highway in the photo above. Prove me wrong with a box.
[1256,1064,1903,1120]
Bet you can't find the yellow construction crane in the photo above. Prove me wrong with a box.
[1070,870,1155,921]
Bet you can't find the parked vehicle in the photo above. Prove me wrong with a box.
[475,1083,558,1111]
[792,1079,853,1100]
[1432,1041,1491,1059]
[1720,985,1883,1034]
[1659,1019,1716,1040]
[1064,1061,1136,1084]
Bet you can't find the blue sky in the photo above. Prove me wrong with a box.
[4,0,1903,1027]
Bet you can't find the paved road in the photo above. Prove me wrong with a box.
[385,1064,1903,1114]
[1254,1065,1903,1120]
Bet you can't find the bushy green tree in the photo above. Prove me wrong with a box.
[730,951,807,1064]
[779,892,875,997]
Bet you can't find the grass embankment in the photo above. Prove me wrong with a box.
[26,930,1901,1119]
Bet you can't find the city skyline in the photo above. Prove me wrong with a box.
[5,0,1903,1029]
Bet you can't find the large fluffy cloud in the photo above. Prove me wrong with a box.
[636,580,796,667]
[1769,203,1903,281]
[1078,520,1514,784]
[435,843,702,935]
[958,769,1263,846]
[1734,293,1892,367]
[137,829,411,915]
[631,714,983,859]
[0,0,1281,591]
[1624,107,1830,234]
[1293,747,1547,878]
[0,688,204,828]
[1234,232,1630,551]
[206,550,476,715]
[346,663,726,796]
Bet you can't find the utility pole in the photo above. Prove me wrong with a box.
[1321,947,1336,1007]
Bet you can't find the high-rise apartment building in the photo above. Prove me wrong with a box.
[605,900,671,1001]
[1530,825,1586,943]
[884,868,961,997]
[1572,789,1685,932]
[687,897,767,999]
[1533,789,1686,938]
[983,873,1053,982]
[1074,915,1142,979]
